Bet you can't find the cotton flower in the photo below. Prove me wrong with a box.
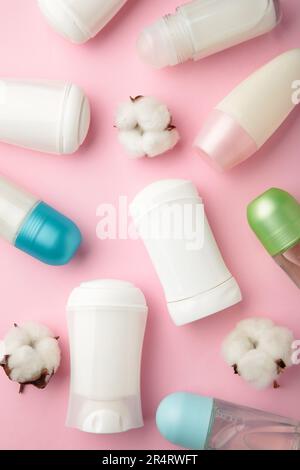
[115,101,137,130]
[0,322,61,393]
[222,318,294,390]
[134,96,171,131]
[118,129,145,159]
[115,96,180,158]
[142,128,180,157]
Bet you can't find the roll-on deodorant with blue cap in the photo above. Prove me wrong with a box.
[156,392,300,450]
[0,176,82,265]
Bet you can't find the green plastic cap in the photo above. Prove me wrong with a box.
[247,188,300,256]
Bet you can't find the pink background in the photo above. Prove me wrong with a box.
[0,0,299,451]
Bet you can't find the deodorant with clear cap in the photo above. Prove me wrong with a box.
[0,79,90,155]
[130,179,242,326]
[156,392,300,450]
[38,0,128,44]
[137,0,281,68]
[195,49,300,171]
[66,280,148,434]
[0,175,82,265]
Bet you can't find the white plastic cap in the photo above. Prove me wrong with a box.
[38,0,90,44]
[67,395,144,434]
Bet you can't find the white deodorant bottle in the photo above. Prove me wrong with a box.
[38,0,128,44]
[137,0,281,68]
[66,280,148,434]
[195,49,300,170]
[130,180,242,326]
[0,80,90,155]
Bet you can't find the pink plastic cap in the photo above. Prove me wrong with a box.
[194,109,258,171]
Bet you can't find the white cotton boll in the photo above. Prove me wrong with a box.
[143,129,180,157]
[237,349,278,390]
[135,97,171,131]
[22,321,53,344]
[115,101,138,130]
[236,318,274,344]
[4,326,30,355]
[118,130,145,159]
[35,338,61,374]
[8,345,44,384]
[260,326,294,367]
[222,331,253,366]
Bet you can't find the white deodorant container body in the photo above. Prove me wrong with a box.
[66,280,148,434]
[38,0,128,44]
[195,49,300,170]
[0,80,90,155]
[130,180,242,326]
[137,0,281,68]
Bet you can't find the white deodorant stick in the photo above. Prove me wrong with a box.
[0,79,90,155]
[66,280,148,434]
[130,179,242,326]
[0,175,82,265]
[38,0,128,44]
[195,49,300,170]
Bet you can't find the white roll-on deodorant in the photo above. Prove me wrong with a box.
[0,79,90,155]
[38,0,128,44]
[137,0,281,68]
[66,280,148,434]
[130,179,242,326]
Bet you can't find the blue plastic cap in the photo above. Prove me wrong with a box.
[156,392,214,450]
[15,202,82,266]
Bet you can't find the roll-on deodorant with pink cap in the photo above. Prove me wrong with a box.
[195,49,300,171]
[0,80,90,155]
[137,0,281,68]
[38,0,128,44]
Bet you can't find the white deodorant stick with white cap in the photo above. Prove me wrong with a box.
[130,180,242,326]
[66,280,148,434]
[195,49,300,171]
[0,80,90,155]
[38,0,128,44]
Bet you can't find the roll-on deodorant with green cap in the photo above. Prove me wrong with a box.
[156,392,300,450]
[247,188,300,288]
[0,176,82,265]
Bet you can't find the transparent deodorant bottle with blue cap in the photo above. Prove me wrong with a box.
[156,392,300,450]
[0,176,82,265]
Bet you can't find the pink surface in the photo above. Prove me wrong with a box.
[0,0,299,451]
